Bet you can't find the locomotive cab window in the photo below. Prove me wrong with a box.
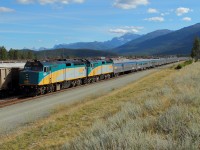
[44,67,50,72]
[66,63,71,67]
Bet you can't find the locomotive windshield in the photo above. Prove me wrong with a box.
[24,61,43,71]
[24,66,43,71]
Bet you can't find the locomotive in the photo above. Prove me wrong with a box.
[19,59,113,96]
[19,57,181,96]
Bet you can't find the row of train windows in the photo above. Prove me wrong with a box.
[66,62,109,67]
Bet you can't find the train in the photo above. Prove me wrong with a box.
[18,57,184,96]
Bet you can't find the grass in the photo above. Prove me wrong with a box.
[63,62,200,150]
[0,62,200,149]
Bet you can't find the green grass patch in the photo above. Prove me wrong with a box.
[175,60,193,70]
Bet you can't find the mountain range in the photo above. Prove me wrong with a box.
[53,33,141,50]
[113,29,172,53]
[32,23,200,57]
[112,23,200,55]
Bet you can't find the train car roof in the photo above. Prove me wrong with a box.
[39,60,85,66]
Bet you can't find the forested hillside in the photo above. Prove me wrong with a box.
[0,47,117,60]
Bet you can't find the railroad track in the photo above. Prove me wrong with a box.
[0,72,133,108]
[0,63,179,108]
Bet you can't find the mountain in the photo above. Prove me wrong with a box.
[113,29,173,53]
[33,48,117,59]
[54,42,110,50]
[113,23,200,55]
[53,33,141,50]
[38,47,49,51]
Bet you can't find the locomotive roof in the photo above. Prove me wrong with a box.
[40,60,85,66]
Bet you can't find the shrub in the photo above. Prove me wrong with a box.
[156,105,191,141]
[175,64,182,69]
[175,60,193,70]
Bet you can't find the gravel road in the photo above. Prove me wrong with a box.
[0,65,173,134]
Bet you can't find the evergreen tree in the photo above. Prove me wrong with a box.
[13,50,19,60]
[27,51,34,59]
[20,51,27,59]
[191,37,200,61]
[0,46,8,60]
[8,48,15,60]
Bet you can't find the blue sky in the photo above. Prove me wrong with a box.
[0,0,199,49]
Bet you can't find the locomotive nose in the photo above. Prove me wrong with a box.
[19,72,29,85]
[19,72,39,85]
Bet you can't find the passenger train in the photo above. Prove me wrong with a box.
[19,57,181,96]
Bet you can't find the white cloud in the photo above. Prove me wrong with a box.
[17,0,84,5]
[145,17,164,22]
[147,8,158,13]
[109,26,144,34]
[182,17,191,21]
[17,0,34,4]
[114,0,149,9]
[109,29,128,34]
[160,12,170,16]
[0,7,15,13]
[176,7,191,16]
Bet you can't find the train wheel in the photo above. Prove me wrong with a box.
[40,87,45,95]
[100,75,104,80]
[62,81,70,89]
[83,78,88,84]
[66,81,71,88]
[77,79,82,86]
[47,85,54,93]
[96,76,99,82]
[71,81,76,87]
[105,75,108,79]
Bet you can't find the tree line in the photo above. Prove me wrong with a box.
[0,46,35,60]
[191,37,200,61]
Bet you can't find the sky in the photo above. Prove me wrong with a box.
[0,0,199,49]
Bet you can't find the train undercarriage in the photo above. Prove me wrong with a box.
[21,73,113,96]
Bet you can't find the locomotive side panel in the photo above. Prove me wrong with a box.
[51,64,65,83]
[38,63,87,85]
[74,66,87,79]
[88,62,102,77]
[102,64,113,74]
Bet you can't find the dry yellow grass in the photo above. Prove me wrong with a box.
[64,62,200,150]
[0,64,190,150]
